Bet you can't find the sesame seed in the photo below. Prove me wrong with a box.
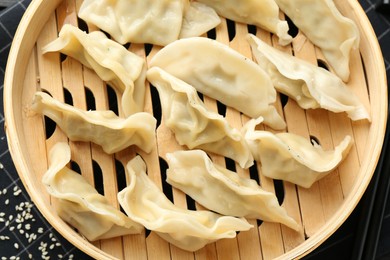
[28,253,32,259]
[40,241,47,248]
[0,235,8,240]
[28,236,34,243]
[3,188,7,194]
[0,163,3,169]
[13,186,18,192]
[14,242,19,249]
[0,212,5,217]
[10,226,15,231]
[5,199,9,205]
[25,224,31,230]
[50,244,55,250]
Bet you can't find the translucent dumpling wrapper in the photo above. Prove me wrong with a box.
[147,67,254,169]
[247,34,370,122]
[179,1,221,39]
[78,0,186,45]
[31,92,156,154]
[78,0,220,46]
[42,24,146,117]
[42,142,143,241]
[149,37,286,130]
[117,156,253,252]
[274,0,360,82]
[166,150,300,231]
[197,0,292,45]
[243,117,354,188]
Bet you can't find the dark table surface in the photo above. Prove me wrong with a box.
[0,0,389,259]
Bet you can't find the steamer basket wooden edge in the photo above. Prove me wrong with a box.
[3,0,388,259]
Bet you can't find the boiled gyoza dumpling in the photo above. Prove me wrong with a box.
[31,92,156,154]
[42,24,146,117]
[149,37,286,130]
[78,0,186,46]
[197,0,292,45]
[243,117,354,188]
[166,150,300,231]
[117,156,253,252]
[147,67,254,169]
[43,142,143,241]
[274,0,360,82]
[179,1,221,39]
[78,0,220,46]
[247,34,370,122]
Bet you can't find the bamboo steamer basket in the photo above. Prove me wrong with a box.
[3,0,388,259]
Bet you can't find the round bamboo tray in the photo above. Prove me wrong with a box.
[4,0,388,259]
